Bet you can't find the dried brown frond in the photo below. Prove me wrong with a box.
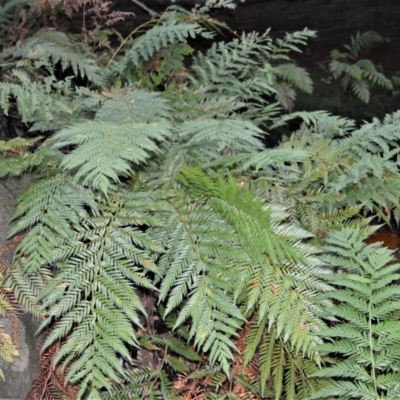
[26,340,79,400]
[231,322,261,399]
[0,234,25,275]
[174,374,208,400]
[81,0,134,49]
[174,321,263,399]
[86,1,134,29]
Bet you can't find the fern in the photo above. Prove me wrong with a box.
[0,29,106,87]
[101,367,178,400]
[151,187,245,375]
[328,31,392,103]
[113,20,212,86]
[310,228,400,399]
[0,0,32,42]
[8,175,99,316]
[10,182,165,397]
[52,89,173,194]
[188,28,316,114]
[176,168,332,381]
[3,2,400,399]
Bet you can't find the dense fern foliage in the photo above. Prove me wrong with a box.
[311,228,400,399]
[327,30,392,103]
[1,0,400,399]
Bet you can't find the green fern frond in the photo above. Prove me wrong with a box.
[101,367,178,400]
[178,168,331,363]
[0,71,80,130]
[178,118,263,154]
[311,228,400,399]
[248,326,321,399]
[52,117,172,194]
[0,135,62,177]
[351,79,370,102]
[152,190,245,375]
[32,190,164,398]
[0,30,106,87]
[274,63,313,94]
[95,89,171,123]
[8,175,98,315]
[115,21,211,82]
[345,30,384,59]
[328,31,391,103]
[274,29,317,56]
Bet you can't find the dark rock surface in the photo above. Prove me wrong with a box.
[57,0,400,78]
[109,0,400,119]
[58,0,400,73]
[0,177,40,400]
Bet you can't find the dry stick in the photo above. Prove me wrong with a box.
[130,0,160,17]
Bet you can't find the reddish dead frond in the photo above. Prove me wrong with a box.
[232,322,261,399]
[86,1,135,29]
[27,341,79,400]
[174,321,264,399]
[0,233,25,274]
[174,374,208,400]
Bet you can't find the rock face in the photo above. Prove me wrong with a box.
[0,178,40,400]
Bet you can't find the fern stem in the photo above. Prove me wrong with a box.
[129,0,160,17]
[107,19,158,67]
[368,276,378,397]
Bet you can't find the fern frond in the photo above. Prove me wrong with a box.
[53,117,172,194]
[152,189,245,375]
[328,31,391,103]
[8,175,98,315]
[115,21,211,82]
[350,79,370,102]
[346,30,384,59]
[95,89,171,123]
[179,118,263,155]
[178,168,331,361]
[274,63,313,94]
[0,30,106,87]
[33,190,164,398]
[101,367,178,400]
[0,70,83,133]
[311,228,400,399]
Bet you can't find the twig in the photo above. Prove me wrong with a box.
[107,19,157,66]
[129,0,160,17]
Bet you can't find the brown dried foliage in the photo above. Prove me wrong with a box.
[52,0,135,49]
[26,341,79,400]
[174,322,262,399]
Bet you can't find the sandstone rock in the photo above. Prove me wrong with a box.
[0,177,40,400]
